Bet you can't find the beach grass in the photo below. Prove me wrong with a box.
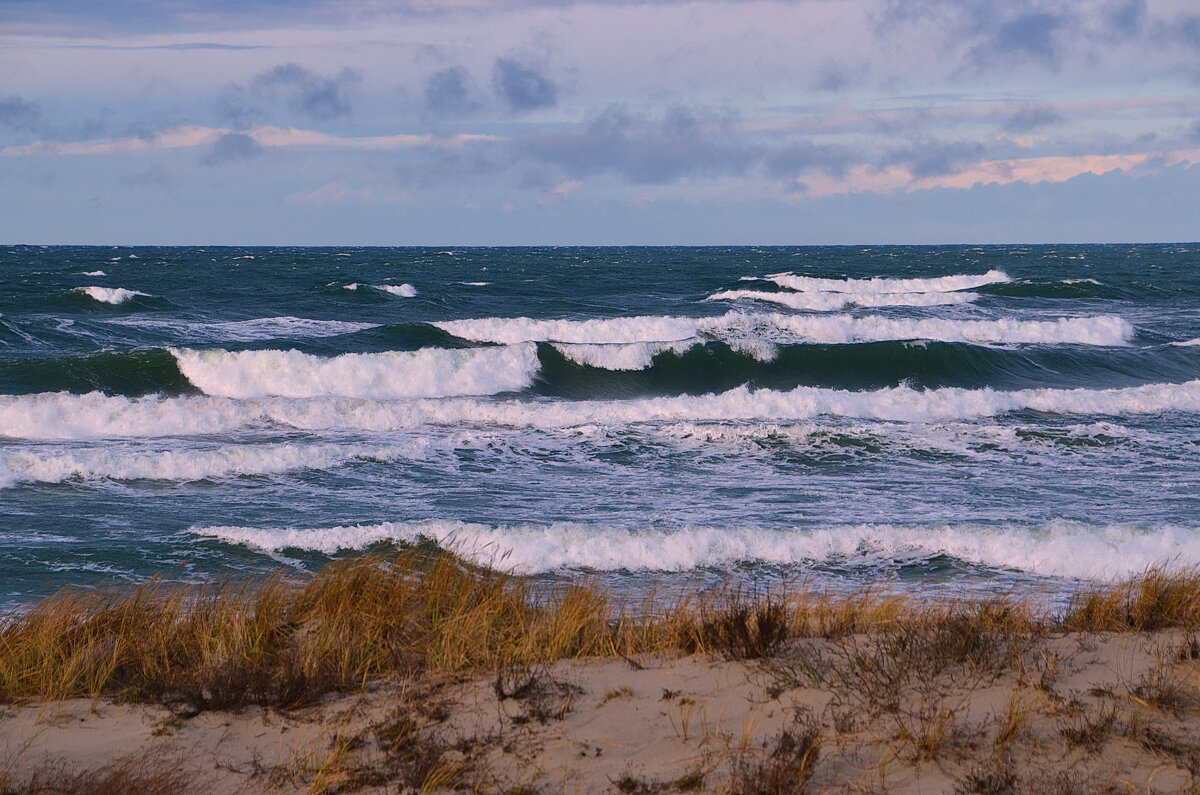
[3,549,1200,711]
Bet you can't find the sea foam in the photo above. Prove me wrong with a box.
[0,441,429,488]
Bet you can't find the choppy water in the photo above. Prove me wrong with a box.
[2,244,1199,607]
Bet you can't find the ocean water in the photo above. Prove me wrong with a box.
[2,244,1199,608]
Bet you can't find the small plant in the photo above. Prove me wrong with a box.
[495,665,581,724]
[1059,703,1120,752]
[2,751,200,795]
[612,770,667,794]
[892,698,961,762]
[673,766,705,791]
[992,693,1034,750]
[1130,664,1198,716]
[954,755,1017,795]
[726,710,821,795]
[600,685,634,705]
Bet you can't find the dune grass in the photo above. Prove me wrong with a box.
[3,549,1200,711]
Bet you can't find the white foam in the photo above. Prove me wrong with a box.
[0,441,428,488]
[742,313,1133,346]
[171,344,539,399]
[72,286,150,305]
[5,379,1200,440]
[434,315,701,344]
[107,316,378,343]
[707,289,978,311]
[193,518,1200,581]
[434,311,1131,347]
[1171,338,1200,347]
[766,269,1010,294]
[552,340,699,370]
[81,270,106,277]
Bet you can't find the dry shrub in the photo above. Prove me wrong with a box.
[681,593,791,660]
[1,751,199,794]
[726,709,822,795]
[954,755,1017,795]
[821,600,1033,711]
[1059,703,1120,752]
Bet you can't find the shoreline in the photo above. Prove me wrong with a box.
[4,554,1200,792]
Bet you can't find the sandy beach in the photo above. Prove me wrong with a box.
[6,616,1200,793]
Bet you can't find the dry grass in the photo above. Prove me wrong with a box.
[1061,567,1200,632]
[6,557,1200,714]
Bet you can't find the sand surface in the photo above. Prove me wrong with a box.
[4,631,1200,793]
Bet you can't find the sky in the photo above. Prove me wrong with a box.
[1,0,1198,244]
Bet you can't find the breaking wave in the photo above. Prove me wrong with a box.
[707,289,978,311]
[170,344,539,399]
[4,379,1200,440]
[71,286,151,305]
[194,517,1200,581]
[437,312,1134,348]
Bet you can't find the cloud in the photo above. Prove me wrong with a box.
[0,96,43,133]
[423,67,478,116]
[492,57,557,113]
[1003,104,1063,133]
[520,105,753,184]
[201,131,264,166]
[252,63,362,121]
[969,11,1066,68]
[0,125,498,158]
[1175,14,1200,50]
[120,164,171,188]
[764,141,856,180]
[881,140,985,179]
[812,61,850,93]
[1105,0,1146,36]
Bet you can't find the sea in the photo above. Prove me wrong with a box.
[2,244,1199,610]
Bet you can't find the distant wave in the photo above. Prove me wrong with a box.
[194,517,1200,580]
[343,282,418,297]
[108,316,379,343]
[437,311,1134,347]
[170,344,539,399]
[707,289,978,311]
[5,379,1200,440]
[765,269,1010,294]
[71,286,150,305]
[551,340,702,370]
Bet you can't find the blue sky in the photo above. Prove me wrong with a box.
[1,0,1198,244]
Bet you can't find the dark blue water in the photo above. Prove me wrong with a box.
[2,244,1200,607]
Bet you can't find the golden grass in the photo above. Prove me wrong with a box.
[4,553,1200,710]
